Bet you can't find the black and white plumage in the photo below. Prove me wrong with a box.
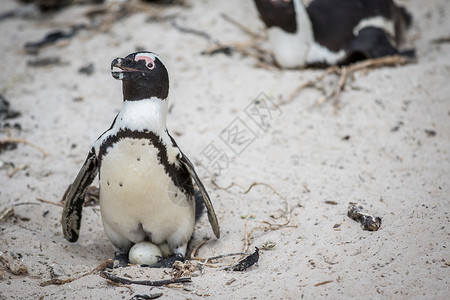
[62,52,220,265]
[254,0,414,68]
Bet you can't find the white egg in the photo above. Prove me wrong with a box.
[158,243,172,258]
[128,242,162,265]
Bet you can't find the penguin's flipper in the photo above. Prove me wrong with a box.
[194,190,206,220]
[61,148,99,242]
[179,152,220,239]
[342,27,400,65]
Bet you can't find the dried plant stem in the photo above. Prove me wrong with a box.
[40,259,112,286]
[241,182,295,255]
[36,198,63,207]
[221,13,263,40]
[100,271,191,286]
[0,138,47,158]
[279,55,412,108]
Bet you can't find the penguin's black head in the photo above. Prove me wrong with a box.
[254,0,297,33]
[111,51,169,101]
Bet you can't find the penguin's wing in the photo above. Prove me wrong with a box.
[61,148,99,242]
[178,152,220,239]
[343,27,399,64]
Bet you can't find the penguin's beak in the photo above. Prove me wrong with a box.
[111,57,142,80]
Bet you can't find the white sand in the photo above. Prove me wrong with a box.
[1,0,449,298]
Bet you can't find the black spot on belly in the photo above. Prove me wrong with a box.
[98,129,195,197]
[119,182,123,187]
[107,181,110,186]
[137,157,141,161]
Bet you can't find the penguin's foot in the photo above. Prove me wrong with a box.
[142,253,184,268]
[112,251,129,268]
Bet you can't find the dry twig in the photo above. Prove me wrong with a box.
[432,36,450,44]
[278,55,413,109]
[36,198,63,207]
[200,12,274,68]
[243,214,255,254]
[40,259,112,286]
[199,13,274,69]
[314,280,333,287]
[191,252,248,263]
[221,13,262,40]
[207,180,296,268]
[0,207,15,222]
[211,180,244,191]
[0,138,47,158]
[202,42,275,69]
[190,239,208,259]
[189,239,247,269]
[7,165,27,178]
[240,182,296,255]
[100,271,191,286]
[280,66,339,107]
[243,182,286,201]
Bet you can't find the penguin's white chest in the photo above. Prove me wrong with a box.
[99,138,195,246]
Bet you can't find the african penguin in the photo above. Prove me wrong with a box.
[254,0,414,68]
[62,51,220,267]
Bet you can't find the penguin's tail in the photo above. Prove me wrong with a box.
[194,190,205,221]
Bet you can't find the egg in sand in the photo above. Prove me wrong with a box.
[128,242,162,265]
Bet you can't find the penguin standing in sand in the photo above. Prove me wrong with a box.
[61,51,220,267]
[254,0,414,68]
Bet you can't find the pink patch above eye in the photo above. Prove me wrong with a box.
[135,55,155,69]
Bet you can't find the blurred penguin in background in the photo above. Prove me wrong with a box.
[254,0,414,68]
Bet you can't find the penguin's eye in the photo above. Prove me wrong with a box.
[146,61,155,70]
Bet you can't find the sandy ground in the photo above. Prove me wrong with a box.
[0,0,449,298]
